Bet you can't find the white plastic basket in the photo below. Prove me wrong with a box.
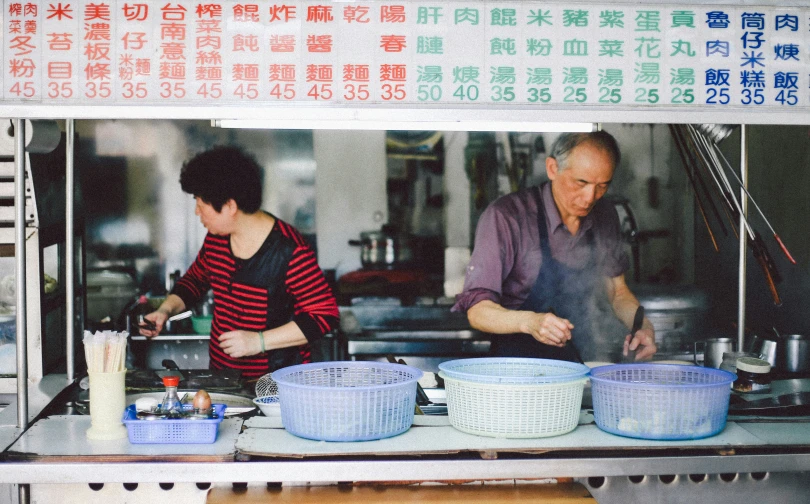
[271,361,423,442]
[438,358,589,438]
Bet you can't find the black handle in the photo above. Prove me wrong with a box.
[162,359,180,370]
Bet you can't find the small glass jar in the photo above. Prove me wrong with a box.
[732,357,772,393]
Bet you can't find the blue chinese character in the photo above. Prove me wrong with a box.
[741,31,765,49]
[705,68,730,86]
[774,71,798,89]
[774,14,798,31]
[774,44,800,61]
[706,40,730,57]
[740,51,765,68]
[706,11,729,28]
[741,12,765,30]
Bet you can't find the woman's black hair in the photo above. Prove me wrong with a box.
[179,146,264,213]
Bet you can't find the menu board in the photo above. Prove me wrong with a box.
[2,1,809,111]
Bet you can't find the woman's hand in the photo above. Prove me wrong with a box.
[519,311,574,348]
[139,310,168,338]
[219,330,263,358]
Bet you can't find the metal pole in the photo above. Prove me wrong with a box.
[66,119,75,383]
[14,119,28,429]
[737,125,748,352]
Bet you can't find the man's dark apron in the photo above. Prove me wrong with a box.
[490,185,626,362]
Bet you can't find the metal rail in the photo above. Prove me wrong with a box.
[14,119,28,429]
[737,126,748,352]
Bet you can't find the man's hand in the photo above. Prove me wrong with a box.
[622,327,657,361]
[219,330,262,358]
[519,312,574,348]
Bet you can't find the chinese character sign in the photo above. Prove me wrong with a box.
[2,1,809,109]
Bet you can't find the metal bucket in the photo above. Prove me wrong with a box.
[780,334,810,374]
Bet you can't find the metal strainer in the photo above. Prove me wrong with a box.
[255,373,278,397]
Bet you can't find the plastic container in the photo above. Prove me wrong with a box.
[438,358,590,439]
[271,361,423,442]
[191,314,213,335]
[122,404,226,444]
[87,370,128,440]
[590,364,735,440]
[253,395,281,417]
[732,357,771,393]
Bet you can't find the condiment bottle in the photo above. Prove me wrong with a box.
[732,357,772,393]
[159,375,184,416]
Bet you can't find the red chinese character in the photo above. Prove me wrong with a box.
[122,3,149,21]
[380,5,405,23]
[24,20,37,34]
[9,36,36,56]
[233,34,258,52]
[47,32,73,50]
[233,4,259,22]
[380,35,406,52]
[305,64,332,82]
[269,64,295,81]
[9,21,22,34]
[159,61,185,79]
[83,43,111,61]
[195,50,222,65]
[233,63,259,81]
[195,4,222,19]
[85,3,111,21]
[84,23,111,41]
[119,65,134,80]
[23,3,38,16]
[343,64,370,82]
[160,42,186,60]
[343,6,370,23]
[196,35,221,50]
[9,4,23,17]
[47,3,74,20]
[47,61,72,79]
[121,32,147,50]
[269,34,295,52]
[306,34,332,53]
[196,19,221,34]
[161,23,186,41]
[195,66,222,81]
[119,53,134,67]
[269,5,295,22]
[161,3,187,21]
[380,64,406,81]
[84,62,111,80]
[9,58,36,78]
[135,58,150,75]
[306,6,332,23]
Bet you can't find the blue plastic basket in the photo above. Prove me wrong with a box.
[589,364,736,440]
[438,357,590,384]
[271,361,423,442]
[122,404,226,444]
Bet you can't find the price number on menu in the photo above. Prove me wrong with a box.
[122,82,147,99]
[9,81,36,98]
[634,88,659,104]
[563,86,587,103]
[741,88,764,105]
[307,84,333,100]
[599,87,622,104]
[381,83,406,101]
[84,81,111,99]
[47,82,73,99]
[417,84,442,101]
[270,83,295,100]
[671,87,694,104]
[527,87,551,103]
[160,82,185,99]
[453,85,479,101]
[197,83,222,99]
[344,84,369,101]
[490,86,515,102]
[705,87,730,105]
[775,89,798,106]
[234,83,259,100]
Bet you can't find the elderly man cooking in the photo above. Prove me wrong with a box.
[453,131,656,363]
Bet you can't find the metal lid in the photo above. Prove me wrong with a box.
[736,357,771,374]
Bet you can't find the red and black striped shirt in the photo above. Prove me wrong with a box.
[172,217,339,378]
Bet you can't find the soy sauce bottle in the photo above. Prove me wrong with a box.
[159,375,184,417]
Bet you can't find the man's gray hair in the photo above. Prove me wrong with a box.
[548,131,621,171]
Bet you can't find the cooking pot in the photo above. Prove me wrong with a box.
[349,229,413,269]
[695,337,735,368]
[746,334,779,368]
[779,334,810,374]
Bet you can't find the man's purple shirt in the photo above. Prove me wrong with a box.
[453,183,629,313]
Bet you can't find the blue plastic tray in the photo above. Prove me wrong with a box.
[122,404,226,444]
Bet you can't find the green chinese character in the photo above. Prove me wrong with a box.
[634,37,661,58]
[417,36,444,55]
[598,69,623,86]
[417,7,443,25]
[563,67,588,84]
[671,10,695,28]
[490,38,517,56]
[599,10,625,28]
[489,66,516,84]
[527,9,553,27]
[453,66,480,83]
[563,10,589,27]
[599,40,624,57]
[526,68,552,85]
[417,65,443,83]
[670,40,696,57]
[526,38,553,56]
[670,68,695,85]
[634,62,660,84]
[491,8,517,26]
[563,39,588,56]
[454,8,479,25]
[635,11,661,32]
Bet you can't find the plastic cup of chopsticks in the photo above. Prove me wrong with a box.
[86,369,128,440]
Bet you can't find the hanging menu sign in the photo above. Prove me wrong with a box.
[2,1,809,109]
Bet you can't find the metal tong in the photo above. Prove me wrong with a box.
[622,305,645,363]
[386,355,429,415]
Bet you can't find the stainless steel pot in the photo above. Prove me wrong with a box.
[780,334,810,373]
[747,334,779,367]
[695,337,735,369]
[349,230,413,269]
